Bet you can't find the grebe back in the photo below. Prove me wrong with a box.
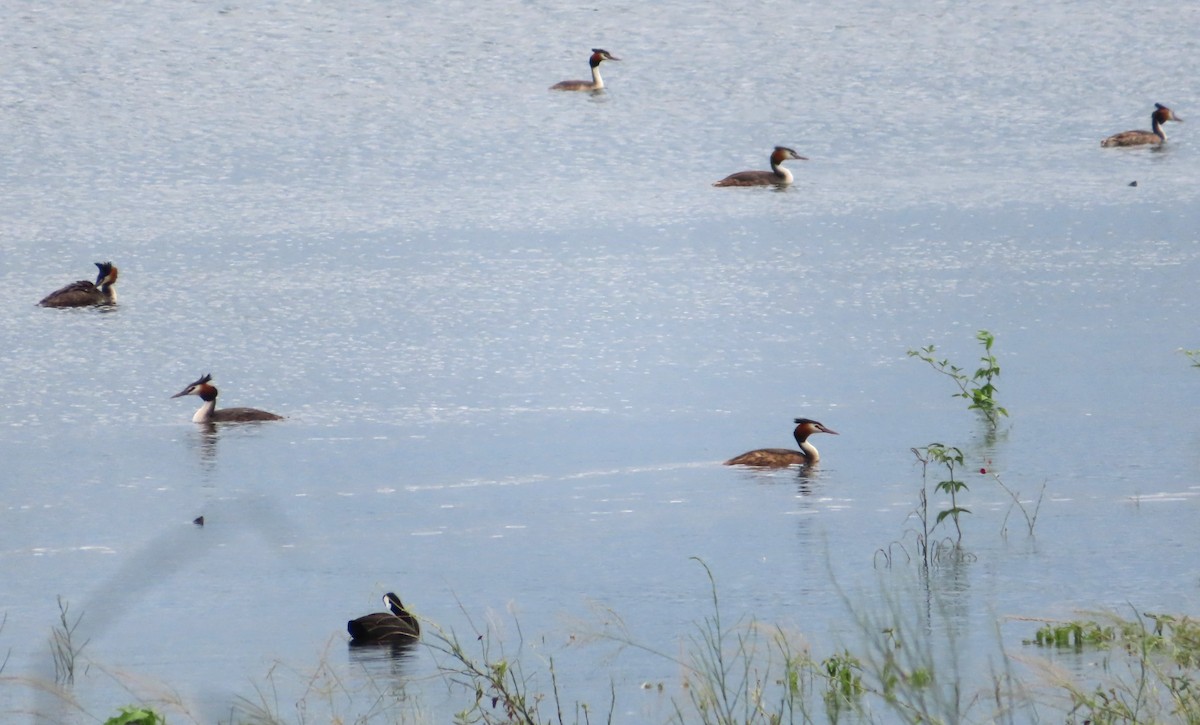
[171,374,283,423]
[714,147,808,187]
[39,262,118,308]
[550,48,619,91]
[724,418,838,467]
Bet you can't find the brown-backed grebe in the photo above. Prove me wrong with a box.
[550,48,619,91]
[724,418,838,467]
[171,374,283,423]
[714,147,808,187]
[348,592,420,644]
[1102,103,1183,147]
[38,262,118,308]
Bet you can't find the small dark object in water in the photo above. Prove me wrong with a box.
[1128,180,1138,187]
[193,516,205,526]
[348,592,419,644]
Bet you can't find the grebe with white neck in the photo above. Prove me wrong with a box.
[39,262,119,308]
[347,592,420,644]
[724,418,838,467]
[550,49,620,91]
[714,147,808,187]
[1102,103,1183,147]
[171,374,283,423]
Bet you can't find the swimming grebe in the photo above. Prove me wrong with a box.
[1102,103,1183,147]
[550,48,619,91]
[38,262,118,308]
[348,592,420,644]
[171,374,283,423]
[714,147,808,187]
[724,418,838,467]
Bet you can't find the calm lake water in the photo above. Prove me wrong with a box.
[2,0,1198,722]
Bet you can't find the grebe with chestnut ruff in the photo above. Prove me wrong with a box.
[714,147,807,187]
[724,418,838,467]
[550,49,620,91]
[171,374,283,423]
[1102,103,1183,147]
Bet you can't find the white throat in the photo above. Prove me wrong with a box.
[772,163,794,184]
[799,439,819,463]
[192,398,216,423]
[591,65,604,89]
[1152,118,1167,141]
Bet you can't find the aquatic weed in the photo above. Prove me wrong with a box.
[103,705,167,725]
[908,330,1009,432]
[1026,611,1200,724]
[984,467,1045,537]
[424,603,603,725]
[906,444,973,569]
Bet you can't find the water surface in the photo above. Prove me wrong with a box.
[1,0,1198,722]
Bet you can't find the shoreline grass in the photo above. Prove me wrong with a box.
[5,581,1197,724]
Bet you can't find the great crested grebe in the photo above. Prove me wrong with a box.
[724,418,838,467]
[1102,103,1183,147]
[348,592,420,644]
[171,374,283,423]
[714,147,808,187]
[550,48,620,91]
[38,262,119,308]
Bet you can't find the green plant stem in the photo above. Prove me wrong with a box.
[908,330,1009,431]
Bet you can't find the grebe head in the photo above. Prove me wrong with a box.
[172,373,218,401]
[1153,103,1183,124]
[772,147,808,164]
[384,592,407,616]
[793,418,838,439]
[93,261,118,289]
[590,48,620,66]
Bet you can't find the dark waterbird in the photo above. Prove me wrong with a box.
[39,262,119,308]
[348,592,420,644]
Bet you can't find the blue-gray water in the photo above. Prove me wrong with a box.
[2,1,1198,722]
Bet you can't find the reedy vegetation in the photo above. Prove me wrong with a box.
[50,595,88,686]
[1026,611,1200,724]
[8,585,1200,724]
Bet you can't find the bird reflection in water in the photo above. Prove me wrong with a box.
[184,422,222,477]
[347,634,420,678]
